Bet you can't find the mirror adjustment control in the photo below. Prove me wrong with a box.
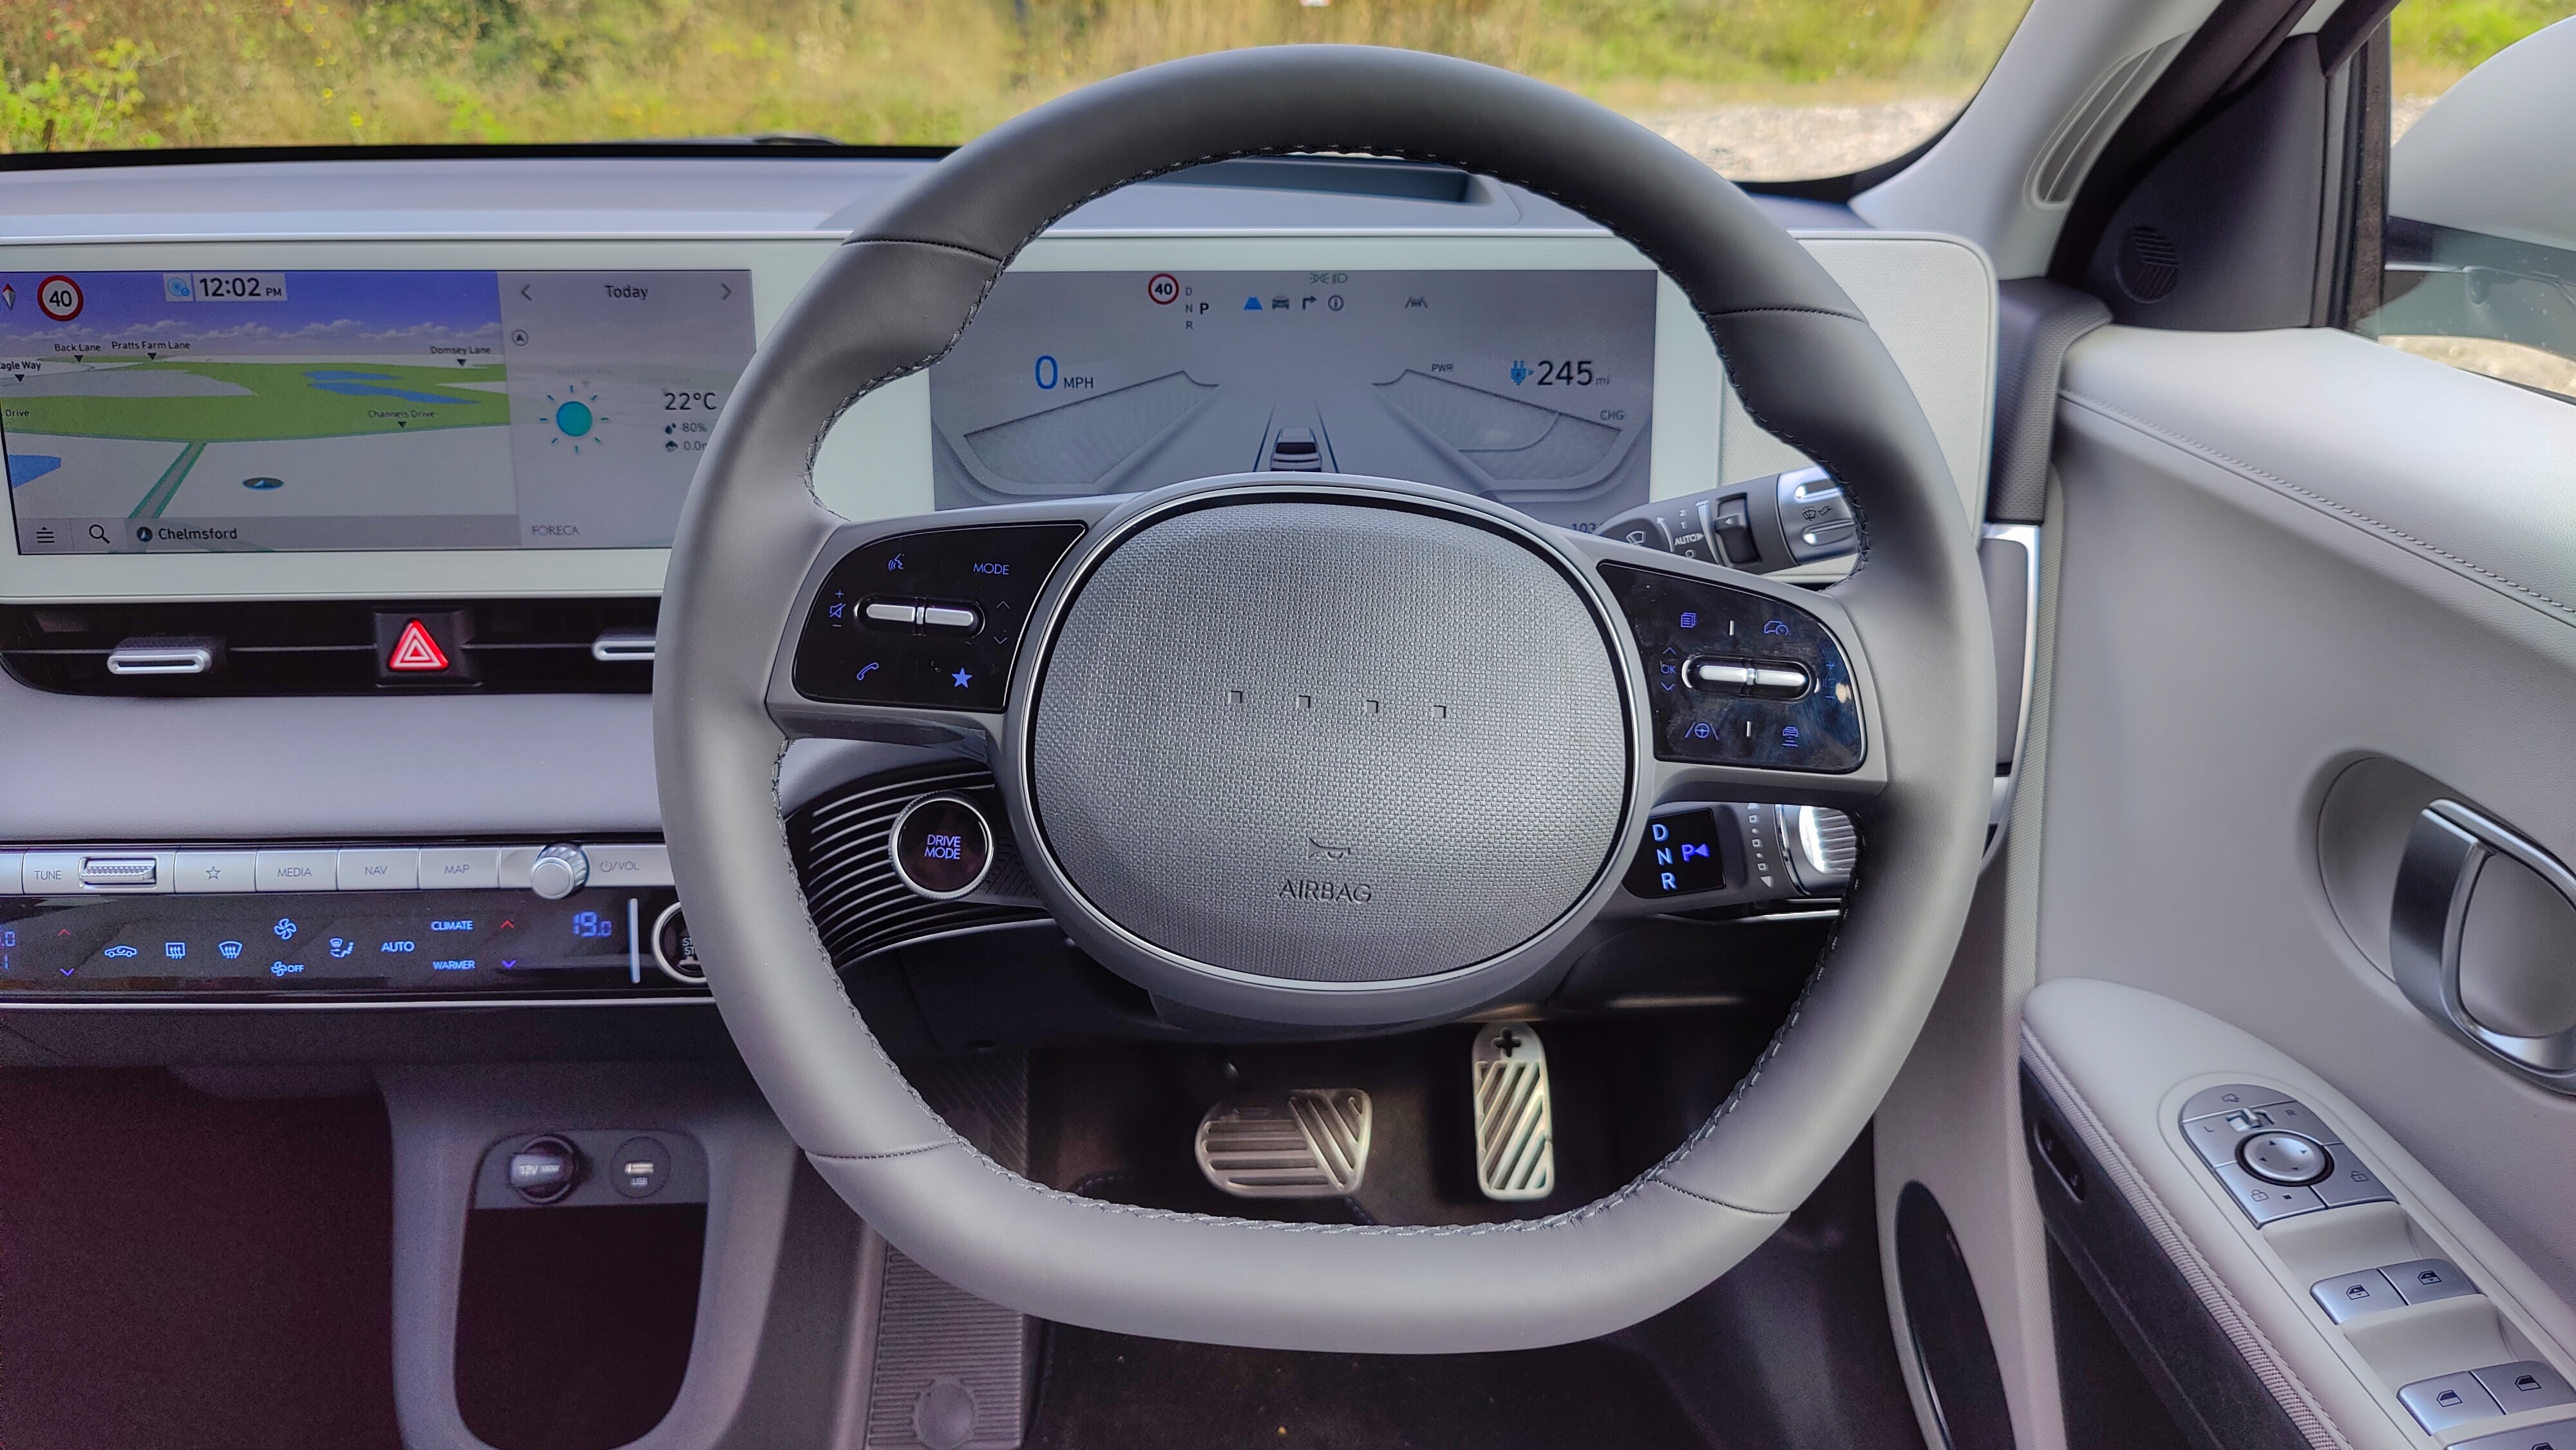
[2238,1131,2331,1185]
[507,1135,583,1204]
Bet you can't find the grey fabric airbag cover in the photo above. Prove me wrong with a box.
[1030,500,1627,983]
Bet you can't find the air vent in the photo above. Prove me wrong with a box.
[2027,37,2188,209]
[786,767,1046,967]
[2116,226,2183,303]
[0,598,655,696]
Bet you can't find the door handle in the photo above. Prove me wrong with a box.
[2392,799,2576,1092]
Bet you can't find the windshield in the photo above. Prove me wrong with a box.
[4,0,2037,182]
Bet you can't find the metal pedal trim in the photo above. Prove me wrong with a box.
[1195,1088,1372,1198]
[1473,1022,1556,1201]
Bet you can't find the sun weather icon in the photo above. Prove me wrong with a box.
[544,382,608,455]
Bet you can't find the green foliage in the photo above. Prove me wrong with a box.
[1,38,160,153]
[0,0,2562,154]
[2393,0,2576,73]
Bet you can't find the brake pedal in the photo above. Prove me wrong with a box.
[1473,1022,1555,1201]
[1195,1088,1372,1198]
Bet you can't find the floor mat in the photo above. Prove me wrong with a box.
[1027,1325,1714,1450]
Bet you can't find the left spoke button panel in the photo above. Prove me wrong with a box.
[794,523,1085,711]
[1598,562,1863,771]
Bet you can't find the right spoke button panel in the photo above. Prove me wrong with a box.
[1596,561,1863,771]
[2180,1083,2394,1225]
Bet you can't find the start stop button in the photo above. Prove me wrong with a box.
[889,795,994,901]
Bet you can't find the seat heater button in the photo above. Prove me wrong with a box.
[2385,1257,2477,1305]
[2215,1162,2325,1223]
[2311,1270,2403,1323]
[2474,1362,2576,1415]
[2239,1131,2333,1185]
[920,604,981,634]
[2400,1370,2503,1433]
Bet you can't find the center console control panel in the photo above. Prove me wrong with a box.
[0,840,701,1000]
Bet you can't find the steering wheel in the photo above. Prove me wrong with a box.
[658,45,1992,1353]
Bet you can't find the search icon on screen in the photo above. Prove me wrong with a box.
[86,524,109,543]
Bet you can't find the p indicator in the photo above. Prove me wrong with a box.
[889,795,993,901]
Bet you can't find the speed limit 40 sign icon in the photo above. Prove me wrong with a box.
[37,276,82,322]
[1147,273,1179,305]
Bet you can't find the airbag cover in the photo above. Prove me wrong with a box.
[1029,499,1628,983]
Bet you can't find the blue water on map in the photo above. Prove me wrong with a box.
[303,369,478,404]
[6,454,62,487]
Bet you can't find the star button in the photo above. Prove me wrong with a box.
[951,667,972,688]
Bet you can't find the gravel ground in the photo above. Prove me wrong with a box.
[1637,98,1962,181]
[1640,93,2447,182]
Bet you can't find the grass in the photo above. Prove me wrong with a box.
[1,0,2565,156]
[1,0,2025,151]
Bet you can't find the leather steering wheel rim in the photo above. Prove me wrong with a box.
[656,44,1993,1353]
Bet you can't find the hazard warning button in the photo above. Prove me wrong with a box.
[375,612,474,683]
[389,619,448,671]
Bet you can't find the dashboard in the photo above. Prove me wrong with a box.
[0,151,1998,1015]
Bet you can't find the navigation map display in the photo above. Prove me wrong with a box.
[927,269,1656,531]
[0,268,753,553]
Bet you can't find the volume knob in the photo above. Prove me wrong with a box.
[528,843,590,900]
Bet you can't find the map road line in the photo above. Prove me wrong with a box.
[129,440,207,520]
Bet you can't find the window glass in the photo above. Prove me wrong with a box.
[2365,4,2576,399]
[0,0,2035,183]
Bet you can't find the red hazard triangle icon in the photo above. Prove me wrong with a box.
[388,619,450,672]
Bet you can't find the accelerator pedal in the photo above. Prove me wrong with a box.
[1195,1089,1373,1198]
[1473,1022,1556,1201]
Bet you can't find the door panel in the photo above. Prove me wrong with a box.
[2040,322,2576,1317]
